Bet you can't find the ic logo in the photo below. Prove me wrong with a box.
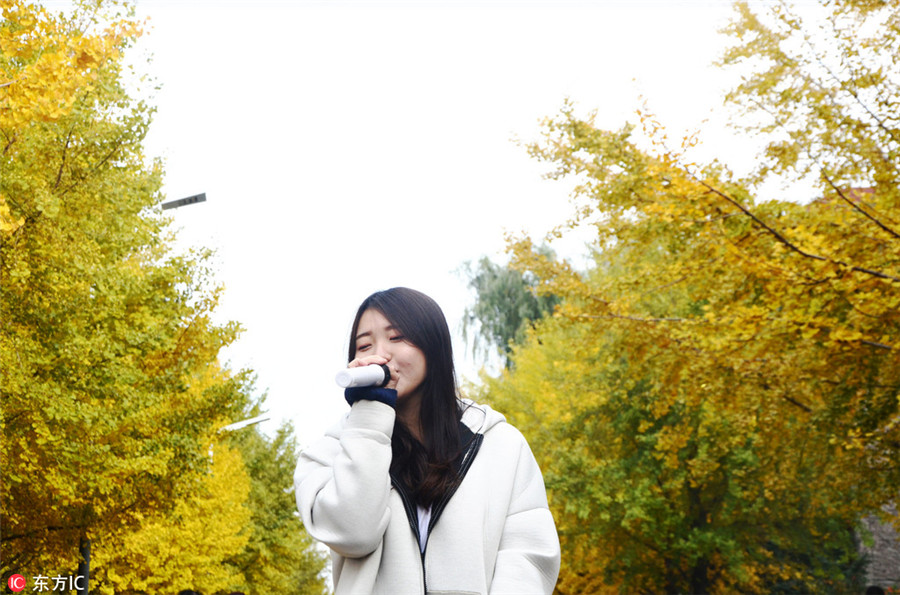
[8,574,26,592]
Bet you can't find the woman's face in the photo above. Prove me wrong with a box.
[354,308,427,401]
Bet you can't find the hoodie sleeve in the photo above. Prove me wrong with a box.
[490,431,561,595]
[294,398,396,558]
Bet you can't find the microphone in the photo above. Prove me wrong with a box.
[335,363,391,388]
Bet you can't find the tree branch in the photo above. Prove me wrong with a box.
[2,134,16,156]
[781,394,813,413]
[822,179,900,241]
[698,180,825,261]
[1,523,87,543]
[803,29,900,148]
[861,340,893,350]
[59,135,127,197]
[577,313,688,324]
[696,179,900,283]
[54,127,76,190]
[734,62,900,243]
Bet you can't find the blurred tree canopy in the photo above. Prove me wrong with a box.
[223,421,328,595]
[475,1,899,592]
[461,251,559,368]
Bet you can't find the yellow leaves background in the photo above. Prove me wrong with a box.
[0,0,140,130]
[1,1,326,591]
[95,444,252,595]
[478,2,900,592]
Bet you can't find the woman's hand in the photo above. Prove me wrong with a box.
[347,355,398,390]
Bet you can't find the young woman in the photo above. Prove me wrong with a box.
[294,287,560,594]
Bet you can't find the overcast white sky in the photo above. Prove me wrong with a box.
[124,0,758,445]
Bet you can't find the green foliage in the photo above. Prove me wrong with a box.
[483,301,870,593]
[225,421,329,595]
[475,1,899,592]
[1,0,246,572]
[461,252,559,368]
[92,434,253,594]
[1,2,326,590]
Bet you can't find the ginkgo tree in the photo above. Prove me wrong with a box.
[1,0,243,574]
[477,0,899,593]
[93,437,253,594]
[1,1,326,590]
[223,419,329,595]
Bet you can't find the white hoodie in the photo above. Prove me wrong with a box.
[294,398,560,595]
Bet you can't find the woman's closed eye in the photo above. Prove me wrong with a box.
[390,335,405,342]
[356,343,371,352]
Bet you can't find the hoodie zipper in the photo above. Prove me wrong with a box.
[391,432,484,594]
[426,433,482,538]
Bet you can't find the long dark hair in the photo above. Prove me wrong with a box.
[348,287,462,506]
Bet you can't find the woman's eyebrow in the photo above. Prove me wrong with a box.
[355,325,399,342]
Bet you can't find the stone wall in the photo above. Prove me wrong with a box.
[860,504,900,590]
